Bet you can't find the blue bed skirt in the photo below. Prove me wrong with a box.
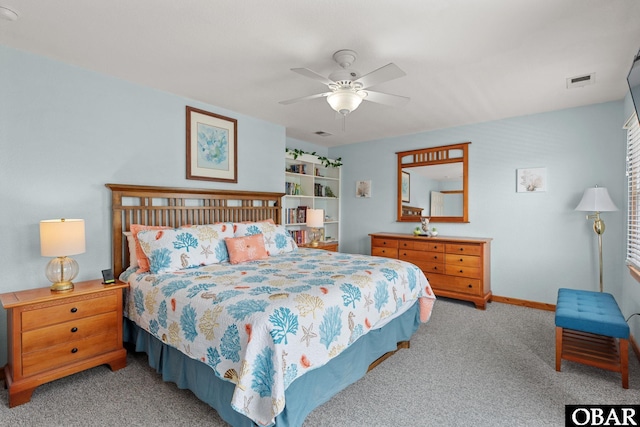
[124,301,421,426]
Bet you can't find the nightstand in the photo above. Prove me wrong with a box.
[299,241,339,252]
[0,279,128,407]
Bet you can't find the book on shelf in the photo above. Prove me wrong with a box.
[287,164,307,175]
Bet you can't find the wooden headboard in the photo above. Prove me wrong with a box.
[106,184,284,277]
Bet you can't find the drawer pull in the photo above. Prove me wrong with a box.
[70,307,78,313]
[383,242,387,245]
[459,258,463,262]
[71,348,78,354]
[468,284,472,288]
[459,248,464,252]
[71,327,78,333]
[459,269,464,273]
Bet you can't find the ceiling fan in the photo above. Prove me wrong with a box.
[279,49,409,116]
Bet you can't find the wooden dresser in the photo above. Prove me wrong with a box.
[0,279,128,407]
[370,232,492,309]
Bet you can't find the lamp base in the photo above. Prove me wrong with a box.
[50,280,74,292]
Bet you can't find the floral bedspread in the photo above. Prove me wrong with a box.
[121,248,435,426]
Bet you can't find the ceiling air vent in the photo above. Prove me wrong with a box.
[567,73,595,89]
[314,131,332,137]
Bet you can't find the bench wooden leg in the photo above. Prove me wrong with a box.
[620,338,629,389]
[555,326,563,371]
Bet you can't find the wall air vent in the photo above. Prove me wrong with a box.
[566,73,595,89]
[314,131,332,137]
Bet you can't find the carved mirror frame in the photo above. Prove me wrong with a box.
[397,142,470,223]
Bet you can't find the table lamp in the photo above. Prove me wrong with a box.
[575,186,618,292]
[40,218,86,292]
[306,209,324,247]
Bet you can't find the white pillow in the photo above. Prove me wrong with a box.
[137,223,234,274]
[123,231,138,268]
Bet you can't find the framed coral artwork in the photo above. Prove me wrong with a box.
[186,106,238,182]
[516,167,547,192]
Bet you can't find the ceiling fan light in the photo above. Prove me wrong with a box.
[327,91,363,116]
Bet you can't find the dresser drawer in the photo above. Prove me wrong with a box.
[399,249,444,263]
[22,312,119,353]
[415,241,445,252]
[22,292,118,331]
[22,331,119,377]
[445,253,481,268]
[372,247,398,258]
[397,240,415,249]
[426,273,482,295]
[445,264,481,279]
[371,238,398,249]
[445,243,482,256]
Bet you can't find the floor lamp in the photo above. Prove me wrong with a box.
[575,186,618,292]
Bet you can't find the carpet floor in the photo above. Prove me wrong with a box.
[1,298,638,426]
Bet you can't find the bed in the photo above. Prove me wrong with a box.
[107,184,435,426]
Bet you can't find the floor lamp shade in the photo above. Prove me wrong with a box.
[40,219,86,291]
[575,187,617,292]
[575,187,618,213]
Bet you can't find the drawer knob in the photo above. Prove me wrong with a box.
[459,248,464,252]
[459,258,463,262]
[71,348,78,354]
[459,269,464,273]
[468,284,472,288]
[70,307,78,313]
[71,327,78,333]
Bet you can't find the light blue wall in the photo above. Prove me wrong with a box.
[621,92,640,347]
[0,45,285,365]
[2,43,639,367]
[329,102,628,310]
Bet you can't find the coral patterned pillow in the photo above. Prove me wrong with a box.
[225,234,269,264]
[233,222,297,255]
[130,224,171,273]
[137,223,234,274]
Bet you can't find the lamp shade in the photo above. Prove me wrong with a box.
[40,219,86,257]
[306,209,324,228]
[327,90,364,115]
[575,187,618,212]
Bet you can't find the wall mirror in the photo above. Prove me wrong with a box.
[397,142,470,223]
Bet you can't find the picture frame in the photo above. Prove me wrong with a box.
[516,167,547,192]
[356,180,372,198]
[186,106,238,183]
[401,171,410,202]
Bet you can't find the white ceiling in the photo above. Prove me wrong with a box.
[2,0,640,147]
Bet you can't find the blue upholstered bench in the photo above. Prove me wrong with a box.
[555,288,630,388]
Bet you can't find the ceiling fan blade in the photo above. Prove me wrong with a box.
[279,92,331,105]
[355,63,406,89]
[363,90,410,108]
[291,68,335,86]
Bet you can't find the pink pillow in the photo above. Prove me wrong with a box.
[225,234,269,264]
[130,224,171,273]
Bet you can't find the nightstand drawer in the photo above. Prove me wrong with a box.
[22,331,119,377]
[22,292,118,330]
[22,312,119,353]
